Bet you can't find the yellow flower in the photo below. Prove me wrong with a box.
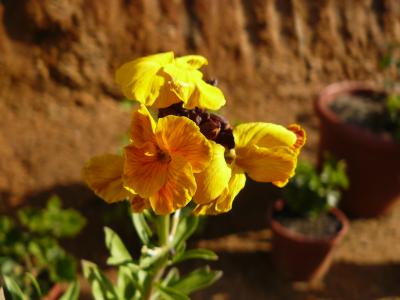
[163,55,226,110]
[83,105,212,215]
[115,52,225,110]
[193,123,306,215]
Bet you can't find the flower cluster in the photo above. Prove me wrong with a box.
[83,52,306,215]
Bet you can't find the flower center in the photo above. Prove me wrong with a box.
[156,147,171,163]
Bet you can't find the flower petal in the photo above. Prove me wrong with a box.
[130,105,156,147]
[194,170,246,215]
[234,122,298,149]
[149,156,196,215]
[151,78,182,108]
[184,79,226,110]
[163,62,202,102]
[156,115,212,173]
[115,52,174,105]
[175,55,208,69]
[194,142,231,205]
[287,124,306,152]
[123,144,168,198]
[235,144,298,187]
[83,154,134,203]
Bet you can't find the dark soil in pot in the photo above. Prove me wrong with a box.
[329,90,398,139]
[273,209,342,239]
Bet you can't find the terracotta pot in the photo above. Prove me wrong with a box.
[268,201,349,281]
[314,81,400,217]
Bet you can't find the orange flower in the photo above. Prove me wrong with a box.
[83,105,212,215]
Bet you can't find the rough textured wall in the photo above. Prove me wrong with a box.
[1,0,400,205]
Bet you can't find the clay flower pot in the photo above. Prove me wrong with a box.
[268,201,349,281]
[314,81,400,217]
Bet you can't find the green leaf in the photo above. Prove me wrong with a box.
[60,281,80,300]
[51,252,77,282]
[172,215,199,249]
[3,275,27,300]
[82,260,119,300]
[156,285,189,300]
[139,248,168,269]
[131,213,152,245]
[25,272,42,297]
[170,266,222,295]
[116,265,140,299]
[104,227,133,266]
[172,249,218,264]
[162,268,180,286]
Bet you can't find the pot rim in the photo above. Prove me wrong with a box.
[314,81,400,150]
[268,200,349,245]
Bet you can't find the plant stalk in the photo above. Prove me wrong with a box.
[143,211,180,300]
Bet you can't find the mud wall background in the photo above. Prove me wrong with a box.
[1,0,400,205]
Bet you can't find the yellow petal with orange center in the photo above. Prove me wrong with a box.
[115,52,174,105]
[155,115,212,173]
[235,144,297,187]
[194,169,246,215]
[83,154,134,203]
[194,142,231,205]
[130,105,156,147]
[123,143,168,198]
[149,155,196,215]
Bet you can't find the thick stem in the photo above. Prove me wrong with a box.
[143,211,181,300]
[157,215,170,246]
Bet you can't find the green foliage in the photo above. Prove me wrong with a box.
[83,207,221,300]
[18,196,85,238]
[380,44,400,142]
[1,196,85,299]
[283,156,348,218]
[386,94,400,141]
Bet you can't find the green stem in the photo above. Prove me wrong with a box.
[157,215,170,246]
[143,212,180,300]
[169,210,181,243]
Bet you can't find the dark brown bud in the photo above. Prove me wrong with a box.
[215,128,235,149]
[200,118,221,140]
[157,102,235,149]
